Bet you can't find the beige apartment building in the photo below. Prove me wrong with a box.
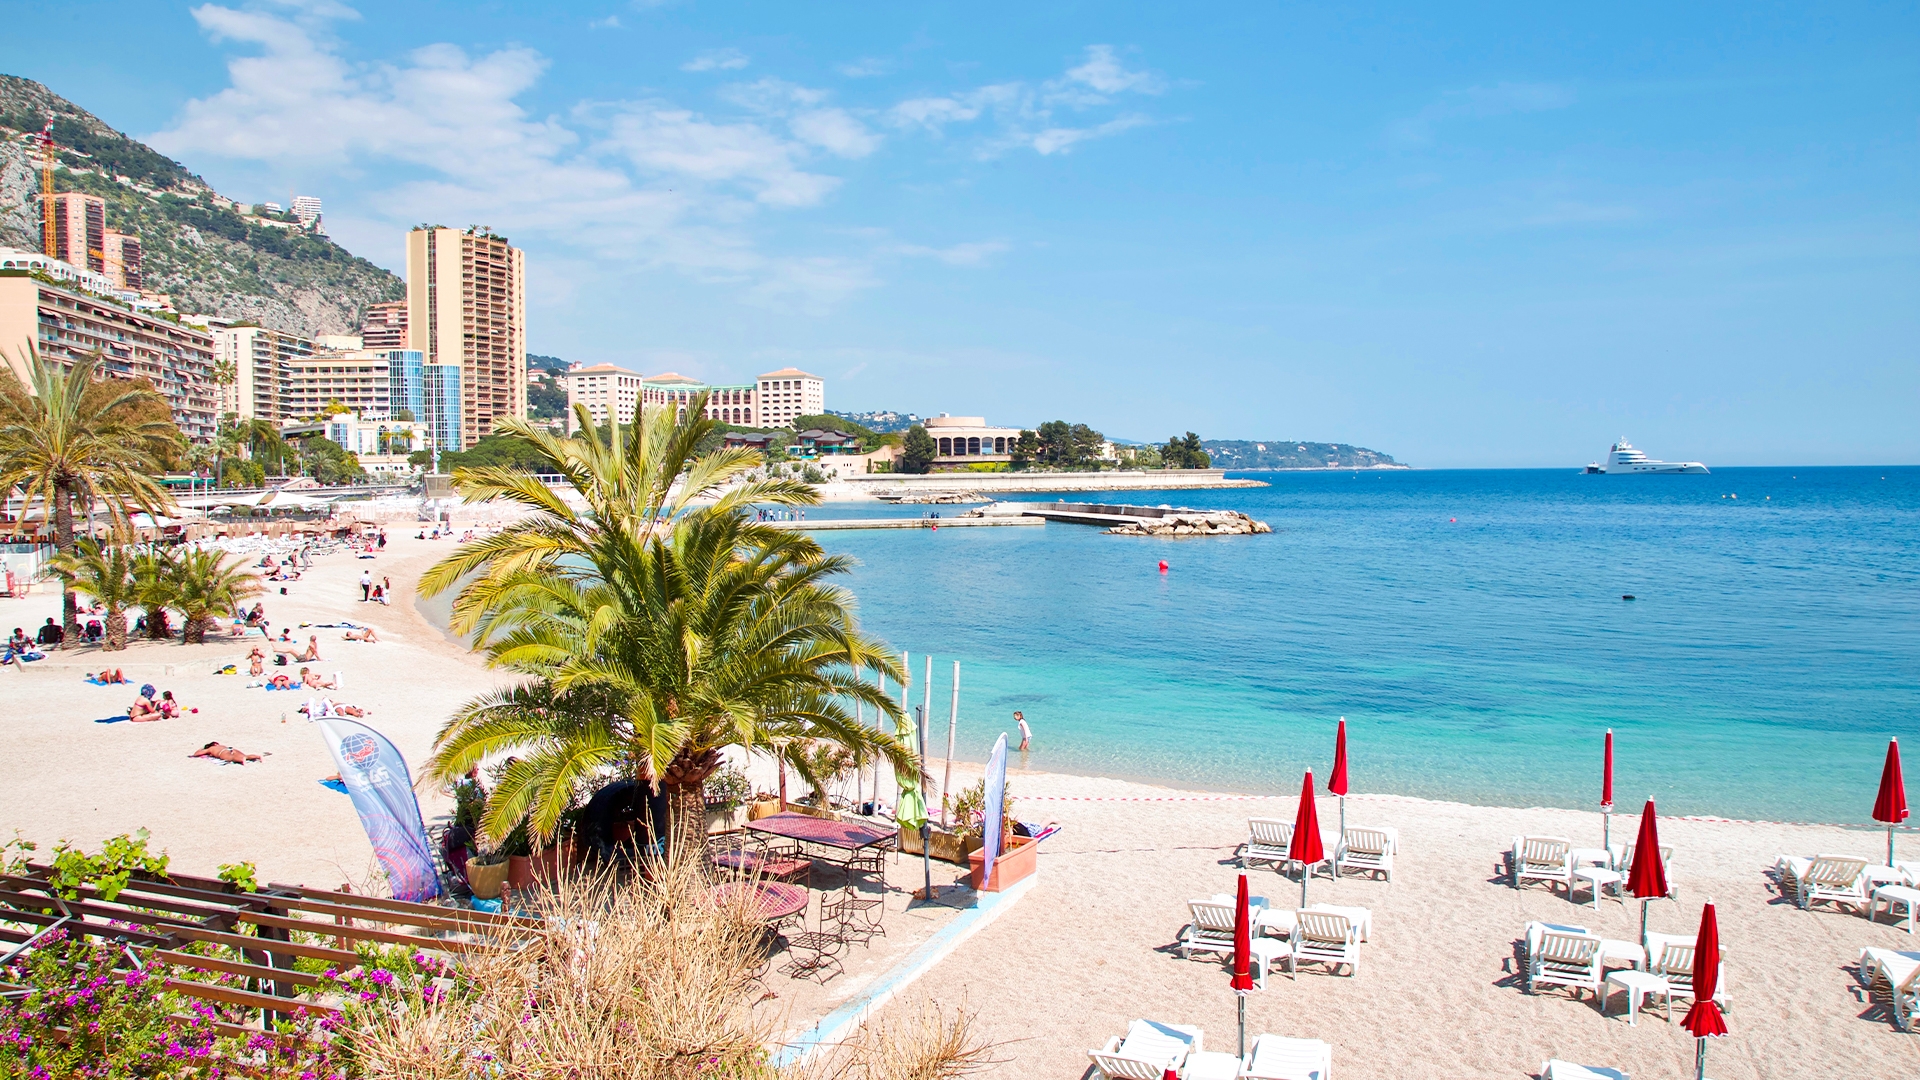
[0,272,217,440]
[406,227,526,449]
[44,193,143,290]
[756,368,823,427]
[361,301,407,350]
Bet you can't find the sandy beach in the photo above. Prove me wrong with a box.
[3,525,1918,1078]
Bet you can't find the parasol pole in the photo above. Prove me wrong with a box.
[922,655,933,817]
[1239,996,1246,1060]
[942,660,960,827]
[918,705,932,899]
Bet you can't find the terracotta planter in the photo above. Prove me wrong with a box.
[967,835,1037,893]
[532,840,574,885]
[898,825,983,866]
[506,854,534,891]
[467,858,508,900]
[746,797,783,822]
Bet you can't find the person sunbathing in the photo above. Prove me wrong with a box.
[94,669,128,684]
[268,673,294,690]
[299,667,337,690]
[274,635,321,663]
[191,741,264,764]
[343,626,379,642]
[248,647,265,677]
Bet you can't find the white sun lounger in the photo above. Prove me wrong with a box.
[1542,1060,1628,1080]
[1335,826,1395,882]
[1089,1020,1202,1079]
[1512,836,1574,895]
[1650,940,1727,1016]
[1777,854,1871,912]
[1243,818,1296,870]
[1289,909,1360,977]
[1241,1033,1332,1080]
[1860,948,1920,1031]
[1528,928,1605,999]
[1181,899,1240,960]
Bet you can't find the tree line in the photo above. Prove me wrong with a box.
[892,421,1211,473]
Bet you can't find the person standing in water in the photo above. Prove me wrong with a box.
[1015,711,1032,752]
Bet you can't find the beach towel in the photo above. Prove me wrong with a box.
[95,715,130,724]
[83,676,121,686]
[301,622,362,629]
[1017,820,1062,843]
[319,778,349,794]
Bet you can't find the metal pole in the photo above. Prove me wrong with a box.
[942,660,960,827]
[854,696,863,811]
[1891,825,1898,869]
[1604,809,1613,867]
[922,655,933,816]
[1640,899,1650,952]
[1238,996,1246,1060]
[918,705,932,898]
[1694,1039,1705,1080]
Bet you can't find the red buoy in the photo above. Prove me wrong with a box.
[1158,561,1169,573]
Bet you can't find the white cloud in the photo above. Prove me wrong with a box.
[589,15,622,29]
[682,48,748,72]
[790,108,879,158]
[894,240,1009,266]
[884,46,1161,157]
[837,57,891,78]
[1389,82,1575,145]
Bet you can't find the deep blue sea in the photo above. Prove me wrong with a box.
[808,468,1920,824]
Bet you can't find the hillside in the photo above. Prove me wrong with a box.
[0,74,401,336]
[1202,439,1405,469]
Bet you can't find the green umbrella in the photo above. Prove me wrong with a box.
[896,705,927,831]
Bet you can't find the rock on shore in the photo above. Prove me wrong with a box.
[1105,511,1271,537]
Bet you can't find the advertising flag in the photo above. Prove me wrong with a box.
[317,717,442,902]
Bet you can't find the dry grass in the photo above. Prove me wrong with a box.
[342,860,993,1079]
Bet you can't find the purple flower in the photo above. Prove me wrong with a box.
[369,969,394,987]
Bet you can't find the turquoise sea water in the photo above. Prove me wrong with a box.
[808,468,1919,824]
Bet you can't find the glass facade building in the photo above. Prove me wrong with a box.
[423,362,462,465]
[385,349,424,421]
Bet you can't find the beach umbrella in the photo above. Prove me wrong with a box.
[1681,901,1728,1080]
[1289,770,1325,909]
[897,705,931,899]
[1232,872,1253,1058]
[1602,729,1615,861]
[1328,718,1350,842]
[1626,798,1669,950]
[1873,738,1908,867]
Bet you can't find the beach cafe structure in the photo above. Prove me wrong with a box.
[924,415,1022,470]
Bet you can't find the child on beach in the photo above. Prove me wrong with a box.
[1016,711,1032,752]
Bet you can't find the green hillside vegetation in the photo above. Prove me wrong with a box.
[1202,440,1403,469]
[0,74,403,337]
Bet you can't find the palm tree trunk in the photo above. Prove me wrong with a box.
[105,610,127,651]
[183,616,209,644]
[53,478,76,647]
[665,783,708,874]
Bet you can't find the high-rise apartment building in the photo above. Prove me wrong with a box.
[755,368,823,427]
[45,193,104,273]
[361,301,407,350]
[0,273,216,441]
[213,326,440,445]
[291,196,323,227]
[561,363,645,431]
[101,232,142,290]
[214,325,310,421]
[405,226,525,450]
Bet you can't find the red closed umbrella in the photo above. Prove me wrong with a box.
[1290,770,1325,908]
[1329,718,1350,841]
[1626,798,1668,949]
[1682,901,1728,1079]
[1874,739,1908,867]
[1602,729,1615,859]
[1232,872,1253,1057]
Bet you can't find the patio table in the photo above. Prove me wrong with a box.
[745,813,897,875]
[708,880,809,925]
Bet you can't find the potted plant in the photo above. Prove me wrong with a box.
[466,847,508,900]
[502,818,534,891]
[534,803,586,885]
[898,782,989,865]
[956,780,1036,892]
[703,766,752,833]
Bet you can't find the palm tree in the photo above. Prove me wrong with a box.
[233,418,287,476]
[132,549,176,640]
[49,539,139,650]
[0,348,179,643]
[168,548,262,643]
[419,399,911,857]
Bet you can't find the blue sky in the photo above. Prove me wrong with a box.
[4,2,1915,466]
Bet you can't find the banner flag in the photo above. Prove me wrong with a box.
[982,733,1009,872]
[316,717,442,902]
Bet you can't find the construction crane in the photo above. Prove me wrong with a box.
[39,119,57,259]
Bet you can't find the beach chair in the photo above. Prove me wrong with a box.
[1334,826,1394,882]
[1088,1020,1201,1080]
[1240,1033,1332,1080]
[1650,941,1726,1018]
[1181,899,1239,960]
[1512,836,1574,895]
[1527,929,1604,999]
[1243,818,1296,870]
[1784,855,1871,913]
[1288,909,1360,978]
[1616,843,1676,897]
[1541,1061,1628,1080]
[1860,948,1920,1031]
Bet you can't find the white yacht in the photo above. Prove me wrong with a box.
[1583,440,1709,474]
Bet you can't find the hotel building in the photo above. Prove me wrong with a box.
[0,272,217,441]
[923,415,1022,468]
[560,365,820,432]
[361,301,407,350]
[406,226,526,450]
[211,326,444,449]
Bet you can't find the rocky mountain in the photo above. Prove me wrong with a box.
[1202,439,1405,469]
[0,74,401,337]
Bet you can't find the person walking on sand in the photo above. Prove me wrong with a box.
[1015,711,1032,752]
[359,571,372,601]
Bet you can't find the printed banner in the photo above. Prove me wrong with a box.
[316,718,442,902]
[982,733,1009,871]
